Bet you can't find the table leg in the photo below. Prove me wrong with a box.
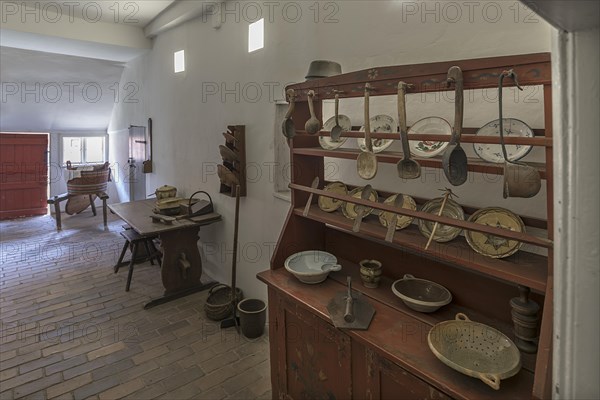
[54,201,62,231]
[144,225,215,309]
[102,197,108,229]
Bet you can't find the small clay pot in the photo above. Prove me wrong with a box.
[359,259,382,288]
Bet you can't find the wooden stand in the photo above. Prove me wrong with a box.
[47,191,109,231]
[258,53,553,399]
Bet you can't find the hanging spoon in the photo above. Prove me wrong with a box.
[396,82,421,179]
[305,90,321,135]
[356,84,377,180]
[442,66,468,186]
[282,89,296,140]
[330,93,343,141]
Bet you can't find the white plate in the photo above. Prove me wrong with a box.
[473,118,534,164]
[284,250,341,284]
[408,117,451,158]
[319,115,352,150]
[357,114,396,153]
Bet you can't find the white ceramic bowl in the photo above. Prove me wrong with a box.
[392,274,452,313]
[284,250,341,284]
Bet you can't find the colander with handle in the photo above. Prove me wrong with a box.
[427,313,521,390]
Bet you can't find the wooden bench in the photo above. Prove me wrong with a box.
[47,192,109,231]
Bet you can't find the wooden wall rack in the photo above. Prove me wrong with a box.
[218,125,246,197]
[258,53,553,399]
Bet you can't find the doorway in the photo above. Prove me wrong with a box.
[0,133,49,220]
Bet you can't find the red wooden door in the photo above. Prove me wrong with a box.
[0,133,48,220]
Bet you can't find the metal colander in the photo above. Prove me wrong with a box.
[427,313,521,390]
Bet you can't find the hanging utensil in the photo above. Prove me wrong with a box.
[424,188,455,250]
[223,131,237,146]
[499,70,542,198]
[282,89,296,141]
[143,118,153,173]
[326,276,375,330]
[305,90,321,135]
[356,84,378,180]
[442,66,468,186]
[303,177,320,217]
[396,82,421,179]
[219,144,239,163]
[384,194,405,242]
[217,164,239,188]
[352,185,372,233]
[330,93,343,141]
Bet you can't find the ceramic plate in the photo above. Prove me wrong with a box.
[319,115,352,150]
[408,117,452,158]
[378,194,417,230]
[465,207,525,258]
[318,181,348,212]
[342,186,379,220]
[418,197,465,243]
[473,118,534,163]
[357,115,396,153]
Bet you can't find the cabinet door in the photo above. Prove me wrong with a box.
[275,295,352,400]
[365,348,451,400]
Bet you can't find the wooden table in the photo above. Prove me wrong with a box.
[109,199,222,309]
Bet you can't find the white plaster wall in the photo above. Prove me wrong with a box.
[553,27,600,400]
[107,1,551,302]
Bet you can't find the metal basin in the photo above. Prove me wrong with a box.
[391,274,452,313]
[305,60,342,80]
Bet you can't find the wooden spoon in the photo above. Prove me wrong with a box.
[352,185,372,233]
[303,177,320,217]
[396,82,421,179]
[424,189,452,250]
[330,93,343,141]
[304,90,321,135]
[357,84,377,180]
[282,89,296,140]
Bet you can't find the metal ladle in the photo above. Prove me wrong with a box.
[305,90,321,135]
[499,70,541,198]
[396,82,421,179]
[442,66,468,186]
[356,84,377,180]
[282,89,296,141]
[330,93,343,141]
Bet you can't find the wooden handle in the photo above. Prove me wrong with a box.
[284,89,296,119]
[447,66,464,145]
[334,93,340,125]
[397,82,410,156]
[344,276,354,322]
[424,192,451,250]
[364,84,372,152]
[307,90,316,119]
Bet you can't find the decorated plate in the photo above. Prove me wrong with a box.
[342,186,379,220]
[473,118,534,163]
[357,114,396,153]
[318,181,348,212]
[465,207,525,258]
[319,115,352,150]
[408,117,452,158]
[378,194,417,230]
[418,197,465,243]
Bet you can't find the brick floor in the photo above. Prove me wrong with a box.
[0,211,271,399]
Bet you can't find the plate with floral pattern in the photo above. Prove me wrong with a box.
[408,117,452,158]
[357,115,396,153]
[473,118,534,164]
[319,115,352,150]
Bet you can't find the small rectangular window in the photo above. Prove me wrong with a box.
[174,50,185,73]
[62,136,107,166]
[248,18,264,53]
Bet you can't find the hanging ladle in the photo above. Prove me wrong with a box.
[305,90,321,135]
[442,66,468,186]
[282,89,296,141]
[396,81,421,179]
[330,93,343,141]
[357,84,378,180]
[499,70,541,198]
